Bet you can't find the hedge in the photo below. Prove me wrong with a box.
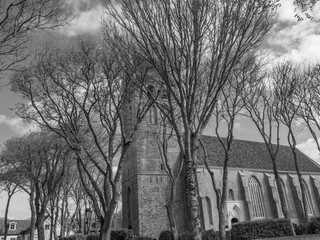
[86,234,99,240]
[307,217,320,234]
[60,234,87,240]
[178,230,220,240]
[201,229,220,240]
[133,236,153,240]
[159,230,173,240]
[230,218,293,240]
[178,231,194,240]
[61,229,133,240]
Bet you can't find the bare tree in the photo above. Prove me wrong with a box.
[157,117,184,240]
[1,132,71,240]
[293,0,319,20]
[0,0,69,74]
[298,63,320,156]
[199,54,260,240]
[0,181,20,240]
[243,68,296,234]
[106,1,276,238]
[272,62,310,223]
[11,37,152,240]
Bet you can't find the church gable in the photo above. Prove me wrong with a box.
[198,136,320,173]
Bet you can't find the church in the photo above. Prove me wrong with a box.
[121,108,320,238]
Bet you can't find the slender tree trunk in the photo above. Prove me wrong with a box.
[289,132,309,223]
[53,198,59,240]
[165,186,179,240]
[37,214,46,240]
[100,200,119,240]
[78,208,82,233]
[50,200,55,240]
[272,157,295,235]
[4,190,15,240]
[219,153,230,240]
[184,132,201,240]
[30,184,36,240]
[218,204,227,240]
[60,196,65,237]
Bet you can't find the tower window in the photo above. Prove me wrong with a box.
[149,106,158,124]
[229,189,234,201]
[160,163,164,170]
[248,177,266,219]
[206,197,213,225]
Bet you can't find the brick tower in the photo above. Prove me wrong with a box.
[122,96,186,238]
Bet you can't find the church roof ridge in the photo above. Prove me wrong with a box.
[198,135,320,173]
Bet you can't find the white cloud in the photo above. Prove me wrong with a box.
[297,138,320,164]
[263,0,320,64]
[59,5,106,36]
[0,115,37,135]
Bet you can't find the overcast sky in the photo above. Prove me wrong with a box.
[1,0,320,219]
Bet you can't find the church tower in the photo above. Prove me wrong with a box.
[122,93,186,238]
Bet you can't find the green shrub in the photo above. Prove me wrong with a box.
[307,217,320,234]
[178,231,194,240]
[85,229,133,240]
[159,230,173,240]
[60,234,87,240]
[201,229,220,240]
[111,229,134,240]
[293,223,307,235]
[230,218,293,240]
[86,234,99,240]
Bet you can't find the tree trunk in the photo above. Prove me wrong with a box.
[4,191,15,240]
[54,198,59,240]
[219,153,230,240]
[60,196,65,237]
[30,184,36,240]
[218,204,227,240]
[165,191,179,240]
[37,214,46,240]
[184,132,201,240]
[272,158,295,235]
[290,132,309,223]
[99,207,116,240]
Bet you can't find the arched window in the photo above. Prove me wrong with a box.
[149,105,158,124]
[206,197,213,225]
[229,189,235,201]
[248,177,266,218]
[302,181,314,215]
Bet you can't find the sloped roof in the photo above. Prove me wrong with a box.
[198,136,320,173]
[0,219,31,235]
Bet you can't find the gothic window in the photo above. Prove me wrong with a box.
[206,197,213,225]
[302,180,314,215]
[248,176,266,218]
[229,189,235,201]
[149,105,158,124]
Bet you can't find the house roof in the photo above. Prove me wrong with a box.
[198,136,320,173]
[0,219,31,236]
